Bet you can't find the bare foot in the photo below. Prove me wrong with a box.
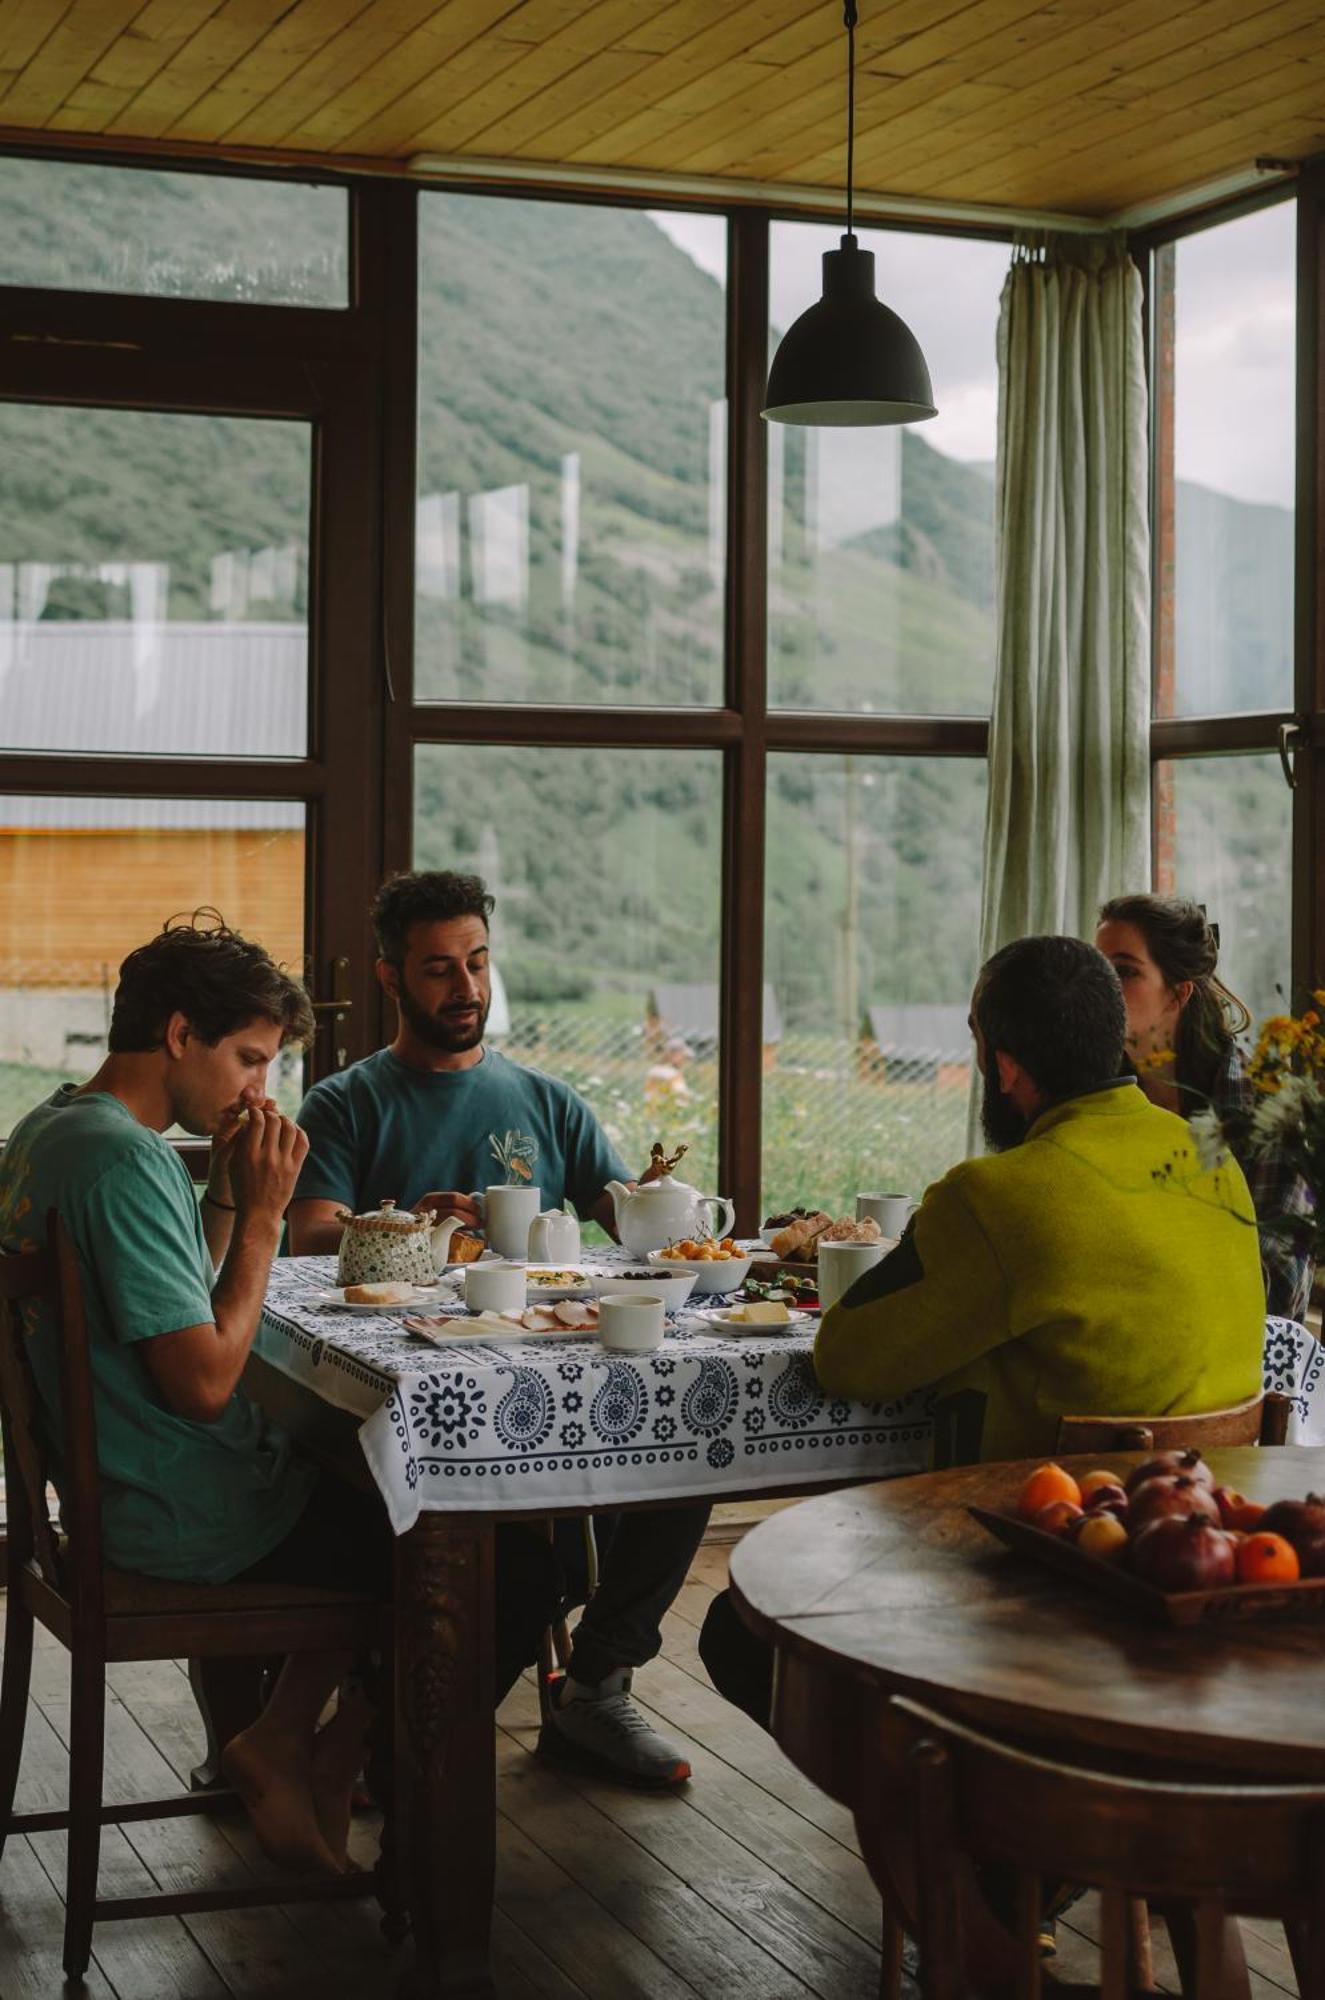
[311,1692,373,1868]
[221,1728,344,1876]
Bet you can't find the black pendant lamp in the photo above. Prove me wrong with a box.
[763,2,937,427]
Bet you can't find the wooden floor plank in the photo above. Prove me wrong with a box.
[0,1835,120,2000]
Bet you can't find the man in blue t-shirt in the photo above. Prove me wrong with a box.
[289,870,710,1788]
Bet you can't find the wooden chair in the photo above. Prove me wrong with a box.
[1055,1389,1290,1457]
[866,1692,1325,2000]
[0,1217,392,1979]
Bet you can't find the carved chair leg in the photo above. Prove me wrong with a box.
[186,1654,269,1790]
[62,1651,106,1980]
[1127,1896,1156,1990]
[878,1899,905,2000]
[0,1592,33,1855]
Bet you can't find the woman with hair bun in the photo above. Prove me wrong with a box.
[1096,892,1314,1321]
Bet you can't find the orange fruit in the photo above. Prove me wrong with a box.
[1078,1468,1123,1502]
[1236,1533,1300,1584]
[1227,1498,1267,1533]
[1018,1463,1083,1519]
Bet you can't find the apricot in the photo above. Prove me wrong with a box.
[1033,1499,1084,1535]
[1075,1512,1128,1561]
[1078,1469,1124,1502]
[1017,1463,1083,1519]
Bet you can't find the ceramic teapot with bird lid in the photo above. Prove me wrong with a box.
[335,1198,462,1287]
[602,1172,735,1257]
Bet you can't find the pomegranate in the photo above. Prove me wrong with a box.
[1258,1495,1325,1577]
[1124,1448,1214,1495]
[1131,1515,1237,1592]
[1127,1473,1222,1530]
[1212,1485,1266,1533]
[1082,1481,1128,1516]
[1079,1469,1124,1502]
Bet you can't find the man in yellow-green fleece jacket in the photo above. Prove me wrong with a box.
[815,934,1265,1464]
[701,936,1266,1733]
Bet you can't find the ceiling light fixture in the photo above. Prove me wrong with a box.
[762,1,938,427]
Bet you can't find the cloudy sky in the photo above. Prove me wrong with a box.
[653,198,1296,511]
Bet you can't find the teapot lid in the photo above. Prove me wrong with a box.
[633,1173,694,1195]
[339,1197,428,1232]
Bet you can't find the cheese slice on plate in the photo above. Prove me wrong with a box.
[727,1300,791,1325]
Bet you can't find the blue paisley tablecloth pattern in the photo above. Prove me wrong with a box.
[257,1262,1324,1535]
[257,1256,934,1533]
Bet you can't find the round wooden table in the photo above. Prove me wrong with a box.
[729,1447,1325,1995]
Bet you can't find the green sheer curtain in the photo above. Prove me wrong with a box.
[978,236,1151,975]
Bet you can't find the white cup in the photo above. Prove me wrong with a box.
[481,1185,542,1260]
[856,1192,913,1238]
[464,1261,528,1314]
[527,1209,581,1263]
[818,1240,885,1312]
[598,1293,666,1354]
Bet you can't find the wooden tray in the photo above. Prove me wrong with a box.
[968,1504,1325,1627]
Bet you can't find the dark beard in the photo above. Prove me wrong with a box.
[980,1072,1031,1152]
[397,981,488,1053]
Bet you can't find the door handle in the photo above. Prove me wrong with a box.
[310,956,353,1069]
[1278,719,1304,792]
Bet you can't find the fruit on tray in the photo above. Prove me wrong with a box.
[1009,1450,1325,1600]
[1131,1515,1237,1592]
[1017,1464,1083,1518]
[1127,1473,1222,1531]
[1257,1495,1325,1576]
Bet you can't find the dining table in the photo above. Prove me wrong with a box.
[728,1445,1325,1999]
[246,1256,1325,1999]
[247,1250,934,1997]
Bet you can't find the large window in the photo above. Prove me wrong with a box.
[415,197,727,708]
[762,756,986,1217]
[0,796,306,1136]
[767,222,1003,716]
[1150,196,1300,1026]
[413,745,722,1204]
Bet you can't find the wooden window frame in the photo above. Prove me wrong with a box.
[1132,178,1322,1001]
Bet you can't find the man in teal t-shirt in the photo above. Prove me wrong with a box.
[0,917,459,1879]
[289,870,709,1791]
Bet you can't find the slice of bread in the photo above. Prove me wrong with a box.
[344,1281,418,1306]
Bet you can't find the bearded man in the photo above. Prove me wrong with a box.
[812,933,1266,1464]
[288,870,708,1789]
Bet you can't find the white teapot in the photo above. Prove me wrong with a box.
[335,1198,461,1288]
[603,1174,735,1257]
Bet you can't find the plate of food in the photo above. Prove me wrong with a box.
[314,1281,448,1314]
[702,1301,810,1334]
[524,1267,595,1301]
[582,1266,698,1312]
[647,1241,753,1295]
[405,1299,600,1343]
[441,1228,489,1270]
[761,1209,883,1264]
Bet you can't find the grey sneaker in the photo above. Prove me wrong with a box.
[539,1670,691,1788]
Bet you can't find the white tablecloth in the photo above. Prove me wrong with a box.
[257,1255,932,1533]
[256,1259,1325,1536]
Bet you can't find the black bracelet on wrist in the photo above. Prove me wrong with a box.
[202,1189,236,1212]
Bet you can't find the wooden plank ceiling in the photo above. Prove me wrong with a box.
[0,0,1321,219]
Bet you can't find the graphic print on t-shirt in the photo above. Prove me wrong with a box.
[488,1127,540,1183]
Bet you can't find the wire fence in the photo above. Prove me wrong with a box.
[0,991,972,1217]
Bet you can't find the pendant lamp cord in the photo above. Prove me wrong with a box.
[844,0,858,242]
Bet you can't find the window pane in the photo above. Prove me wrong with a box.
[415,198,726,706]
[768,223,1003,715]
[1163,202,1295,717]
[0,157,347,305]
[0,797,306,1138]
[413,746,722,1220]
[0,406,309,759]
[762,755,987,1218]
[1155,756,1292,1023]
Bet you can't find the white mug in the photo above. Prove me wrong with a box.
[464,1261,528,1314]
[598,1292,666,1354]
[481,1184,542,1260]
[818,1240,885,1312]
[856,1192,913,1239]
[527,1209,581,1263]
